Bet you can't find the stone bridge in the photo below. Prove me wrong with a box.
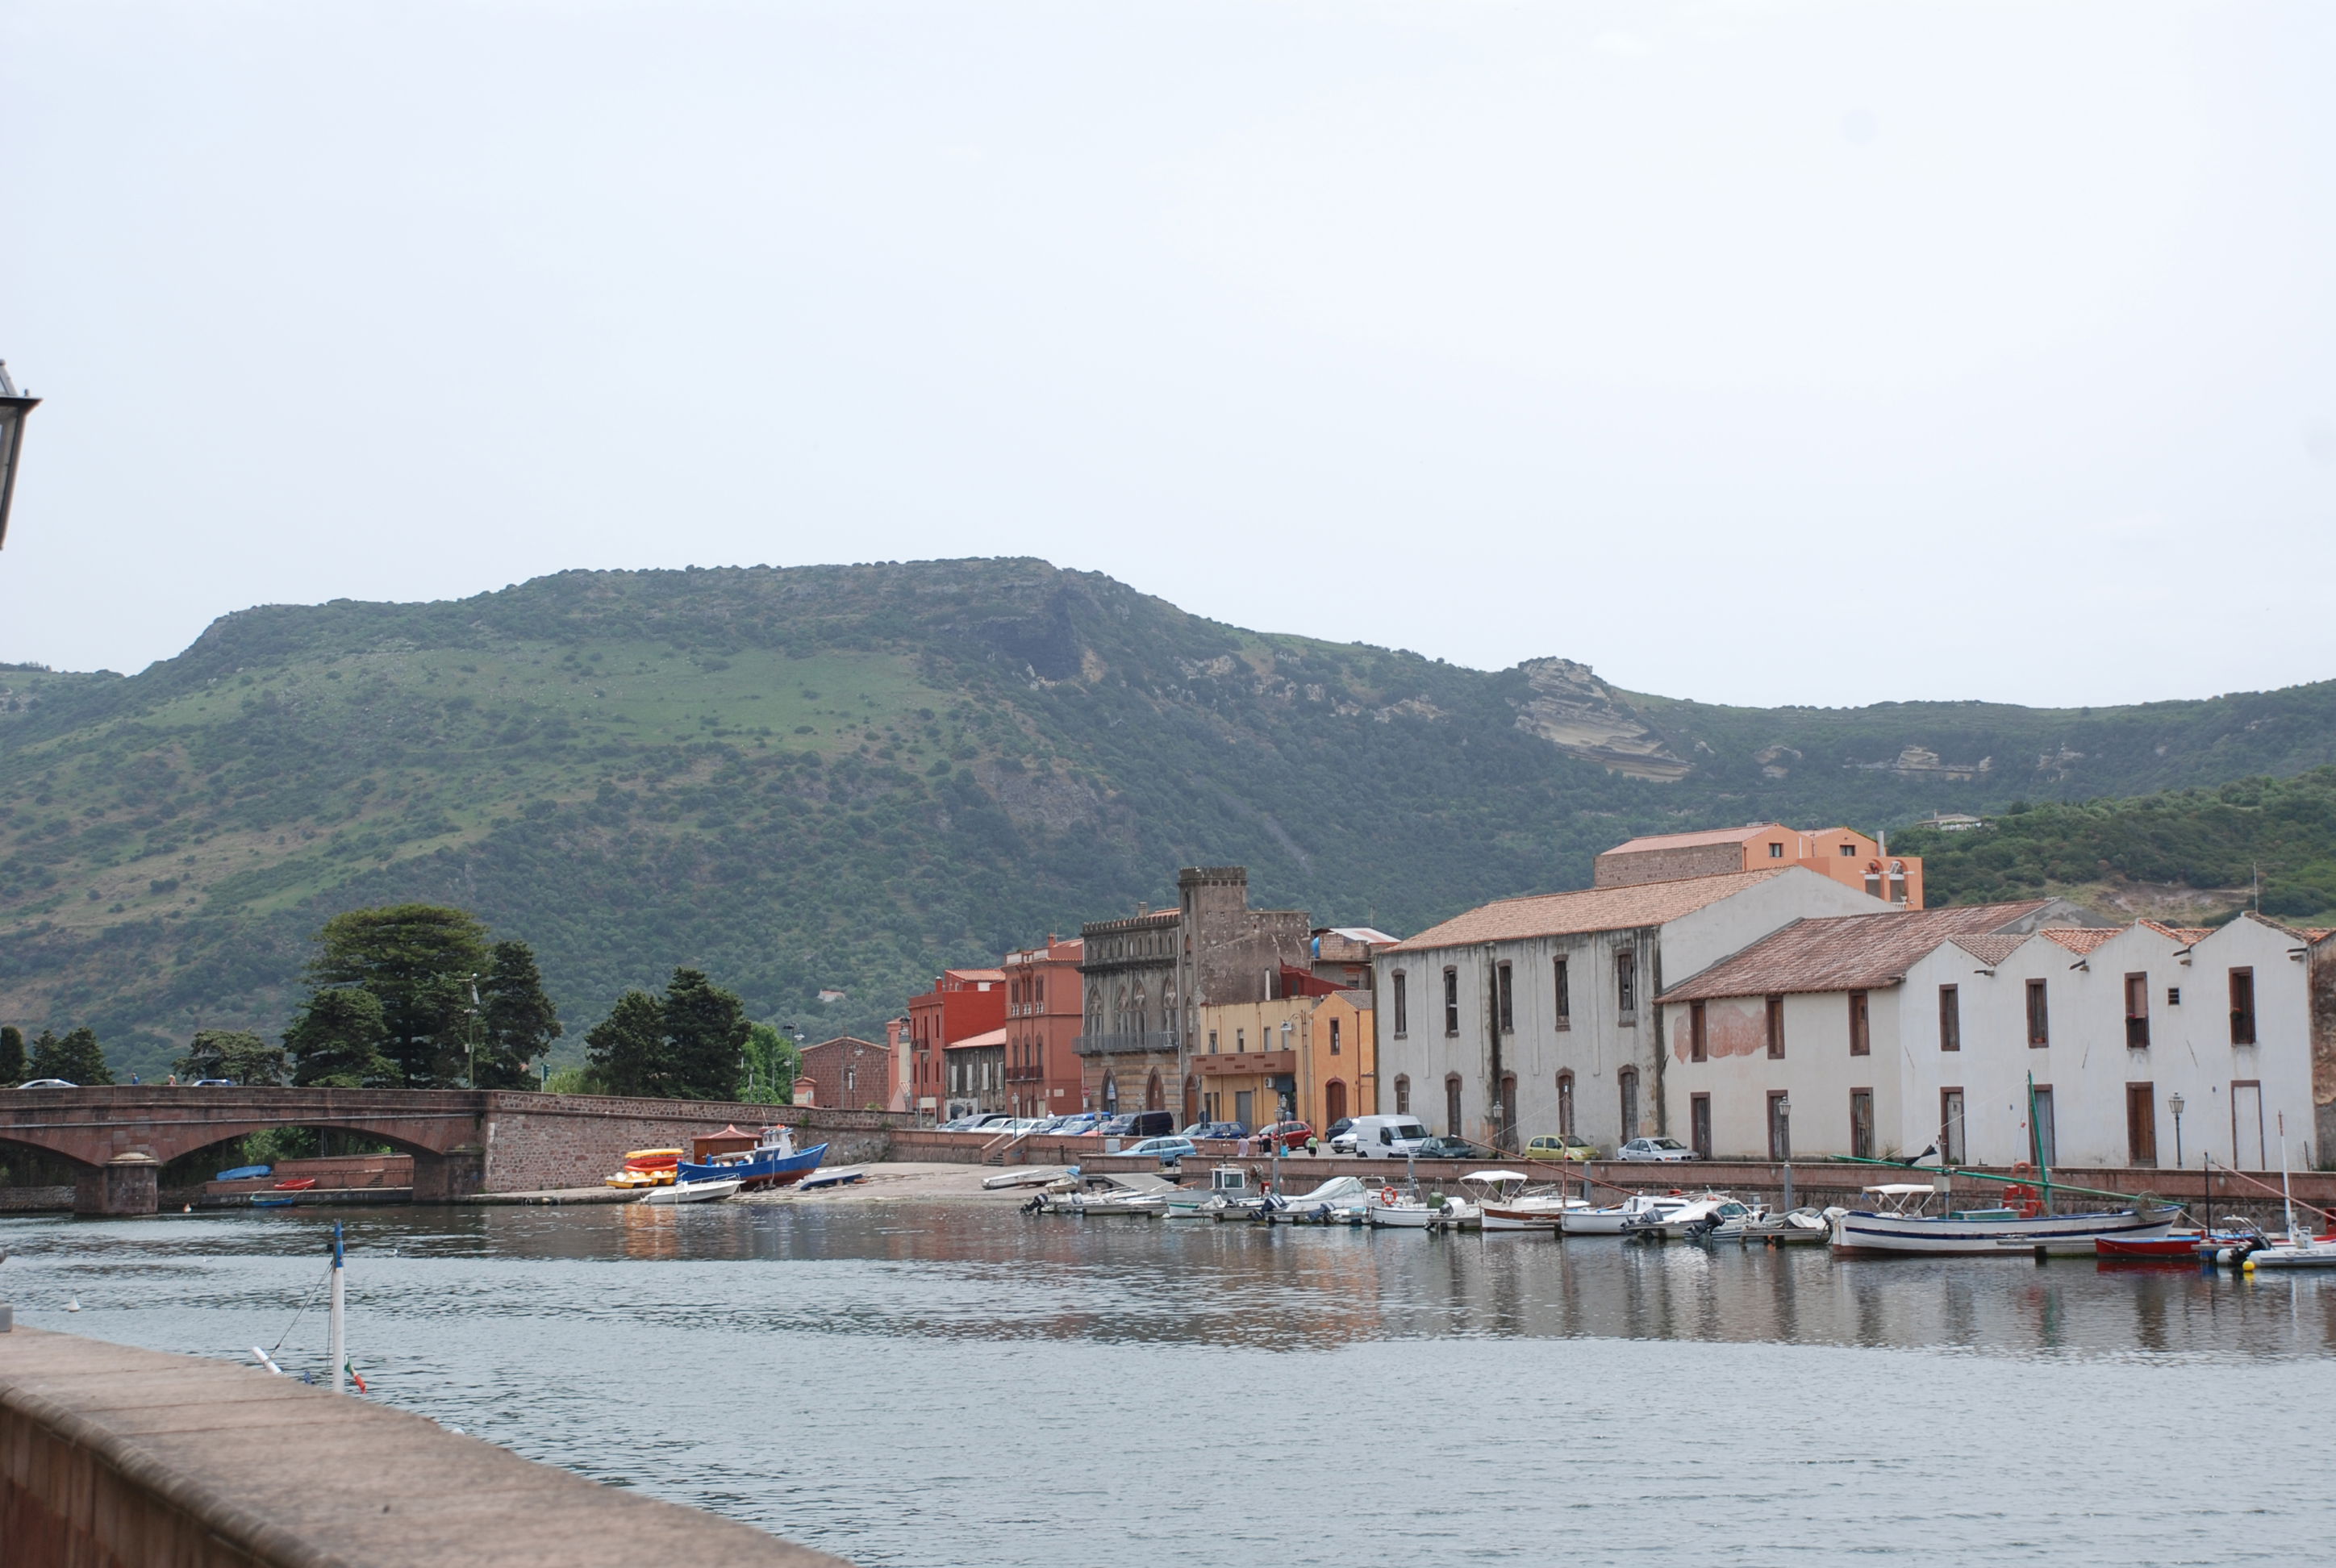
[0,1086,909,1216]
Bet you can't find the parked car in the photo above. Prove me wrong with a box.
[15,1078,76,1090]
[1412,1135,1475,1160]
[983,1118,1047,1138]
[1525,1134,1600,1163]
[1255,1120,1314,1151]
[1181,1120,1246,1141]
[1329,1116,1433,1157]
[1617,1136,1700,1162]
[937,1114,992,1132]
[1120,1136,1196,1166]
[1119,1111,1177,1139]
[1038,1113,1103,1136]
[190,1078,236,1088]
[1322,1118,1354,1146]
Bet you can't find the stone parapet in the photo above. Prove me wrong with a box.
[0,1325,850,1567]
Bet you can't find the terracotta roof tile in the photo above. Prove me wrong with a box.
[2040,927,2121,955]
[1602,824,1789,855]
[1389,869,1795,952]
[1656,900,2054,1003]
[1949,934,2029,966]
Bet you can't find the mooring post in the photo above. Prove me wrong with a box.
[329,1222,346,1395]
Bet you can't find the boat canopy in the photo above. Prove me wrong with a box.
[1862,1183,1939,1195]
[1461,1170,1531,1183]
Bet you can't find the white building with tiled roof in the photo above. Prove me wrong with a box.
[1658,907,2330,1171]
[1373,866,1888,1153]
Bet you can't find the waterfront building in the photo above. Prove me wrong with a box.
[1078,866,1312,1121]
[1374,867,1886,1153]
[1002,935,1085,1119]
[793,1034,893,1110]
[942,1026,1009,1121]
[1596,823,1926,909]
[1654,906,2326,1170]
[1193,969,1374,1134]
[906,967,1007,1121]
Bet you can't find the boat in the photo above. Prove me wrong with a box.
[981,1166,1070,1191]
[674,1124,827,1191]
[1559,1192,1694,1236]
[638,1176,745,1205]
[1162,1165,1252,1220]
[1032,1172,1179,1215]
[249,1195,297,1208]
[1738,1207,1831,1245]
[1464,1170,1587,1232]
[1827,1183,2178,1257]
[797,1166,865,1191]
[215,1163,270,1182]
[1624,1193,1750,1241]
[1259,1175,1374,1224]
[1679,1198,1767,1241]
[272,1177,318,1192]
[2096,1232,2213,1261]
[2239,1136,2336,1269]
[605,1148,682,1189]
[1365,1183,1476,1228]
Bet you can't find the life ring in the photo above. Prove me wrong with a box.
[1379,1186,1400,1207]
[2003,1182,2042,1219]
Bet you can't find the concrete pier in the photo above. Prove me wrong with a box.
[0,1326,853,1567]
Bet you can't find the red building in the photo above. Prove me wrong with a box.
[1003,936,1085,1118]
[795,1035,894,1110]
[906,968,1007,1121]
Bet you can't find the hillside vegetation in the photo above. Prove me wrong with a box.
[8,559,2336,1080]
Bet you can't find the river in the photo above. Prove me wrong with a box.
[5,1202,2333,1565]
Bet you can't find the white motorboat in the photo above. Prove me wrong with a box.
[1561,1192,1694,1236]
[1365,1183,1477,1228]
[638,1176,744,1205]
[1825,1183,2177,1257]
[1260,1175,1373,1224]
[1622,1192,1746,1241]
[982,1166,1070,1191]
[2242,1136,2336,1269]
[1737,1207,1832,1245]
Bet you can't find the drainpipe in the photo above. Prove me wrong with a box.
[1650,932,1666,1138]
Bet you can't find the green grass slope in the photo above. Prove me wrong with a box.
[7,558,2336,1081]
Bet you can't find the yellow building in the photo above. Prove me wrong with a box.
[1194,982,1374,1135]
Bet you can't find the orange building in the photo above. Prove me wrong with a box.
[1594,824,1922,908]
[1002,936,1086,1119]
[906,968,1007,1121]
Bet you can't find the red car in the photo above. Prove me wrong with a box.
[1255,1120,1314,1152]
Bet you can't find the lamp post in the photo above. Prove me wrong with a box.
[0,362,38,553]
[2168,1091,2185,1173]
[1777,1094,1793,1211]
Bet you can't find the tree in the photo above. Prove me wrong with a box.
[662,968,747,1101]
[584,989,670,1098]
[740,1022,799,1105]
[0,1025,23,1085]
[285,988,398,1088]
[174,1029,287,1086]
[307,905,490,1086]
[31,1027,112,1085]
[475,940,562,1089]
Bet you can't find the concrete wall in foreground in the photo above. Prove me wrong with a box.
[0,1326,851,1568]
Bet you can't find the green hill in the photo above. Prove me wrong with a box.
[9,558,2336,1081]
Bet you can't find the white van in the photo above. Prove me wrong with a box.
[1329,1116,1432,1157]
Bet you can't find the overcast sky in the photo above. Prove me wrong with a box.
[3,1,2331,707]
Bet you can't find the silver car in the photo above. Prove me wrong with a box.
[1617,1136,1700,1162]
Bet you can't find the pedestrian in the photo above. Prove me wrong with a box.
[1307,1134,1320,1157]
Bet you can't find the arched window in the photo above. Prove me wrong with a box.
[1557,1070,1575,1136]
[1145,1069,1165,1111]
[1183,1074,1199,1125]
[1444,1074,1464,1137]
[1394,1074,1411,1115]
[1102,1073,1120,1112]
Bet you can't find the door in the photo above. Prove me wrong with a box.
[1767,1091,1791,1161]
[1324,1078,1347,1128]
[2031,1087,2057,1168]
[2125,1082,2157,1168]
[1849,1089,1875,1159]
[2233,1081,2264,1169]
[1445,1076,1464,1137]
[1499,1075,1519,1147]
[1690,1095,1712,1159]
[1233,1089,1254,1128]
[1940,1089,1965,1166]
[1618,1070,1639,1141]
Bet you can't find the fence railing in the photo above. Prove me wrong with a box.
[1073,1032,1178,1057]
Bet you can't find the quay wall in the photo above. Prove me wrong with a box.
[478,1099,903,1193]
[0,1324,852,1568]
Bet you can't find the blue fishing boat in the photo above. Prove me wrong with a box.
[675,1123,826,1190]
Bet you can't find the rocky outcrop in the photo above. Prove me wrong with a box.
[1508,659,1692,782]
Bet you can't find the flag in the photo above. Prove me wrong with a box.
[346,1362,368,1394]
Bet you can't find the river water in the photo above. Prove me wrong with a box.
[5,1203,2334,1566]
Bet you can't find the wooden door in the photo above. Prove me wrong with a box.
[2125,1082,2157,1167]
[1324,1078,1347,1127]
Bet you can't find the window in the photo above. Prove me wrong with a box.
[2125,1082,2157,1167]
[1617,1068,1640,1141]
[1940,1088,1966,1165]
[2025,979,2050,1048]
[1767,1091,1791,1161]
[1765,995,1785,1059]
[1394,1075,1411,1115]
[1554,957,1571,1028]
[1208,1029,1218,1054]
[2167,986,2181,1007]
[1839,843,1855,857]
[1442,967,1460,1036]
[1689,1001,1708,1062]
[1767,841,1784,858]
[1329,1018,1341,1056]
[1849,1088,1875,1158]
[1445,1074,1464,1137]
[1499,1074,1517,1141]
[1393,973,1408,1037]
[1496,963,1514,1034]
[1235,1028,1245,1054]
[1557,1070,1575,1136]
[2124,974,2150,1048]
[1848,991,1871,1057]
[2229,968,2256,1045]
[1616,950,1637,1015]
[1690,1094,1712,1158]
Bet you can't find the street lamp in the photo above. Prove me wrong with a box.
[0,362,40,553]
[2168,1091,2185,1170]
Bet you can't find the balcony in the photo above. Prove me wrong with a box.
[1074,1031,1178,1057]
[1196,1050,1295,1078]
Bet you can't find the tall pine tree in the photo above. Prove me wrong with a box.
[662,968,747,1101]
[476,940,561,1089]
[585,989,670,1097]
[31,1027,112,1085]
[174,1029,287,1086]
[286,988,398,1088]
[306,905,490,1086]
[0,1024,24,1085]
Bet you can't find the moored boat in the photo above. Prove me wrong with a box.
[1261,1175,1374,1224]
[1560,1192,1692,1236]
[1464,1170,1586,1232]
[1365,1184,1476,1228]
[675,1124,826,1191]
[605,1148,682,1189]
[1828,1184,2177,1257]
[639,1176,745,1205]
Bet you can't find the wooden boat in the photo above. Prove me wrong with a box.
[250,1195,297,1207]
[2096,1232,2210,1261]
[1464,1170,1586,1232]
[638,1176,744,1205]
[675,1125,826,1191]
[1560,1192,1693,1236]
[1828,1184,2176,1257]
[272,1177,319,1191]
